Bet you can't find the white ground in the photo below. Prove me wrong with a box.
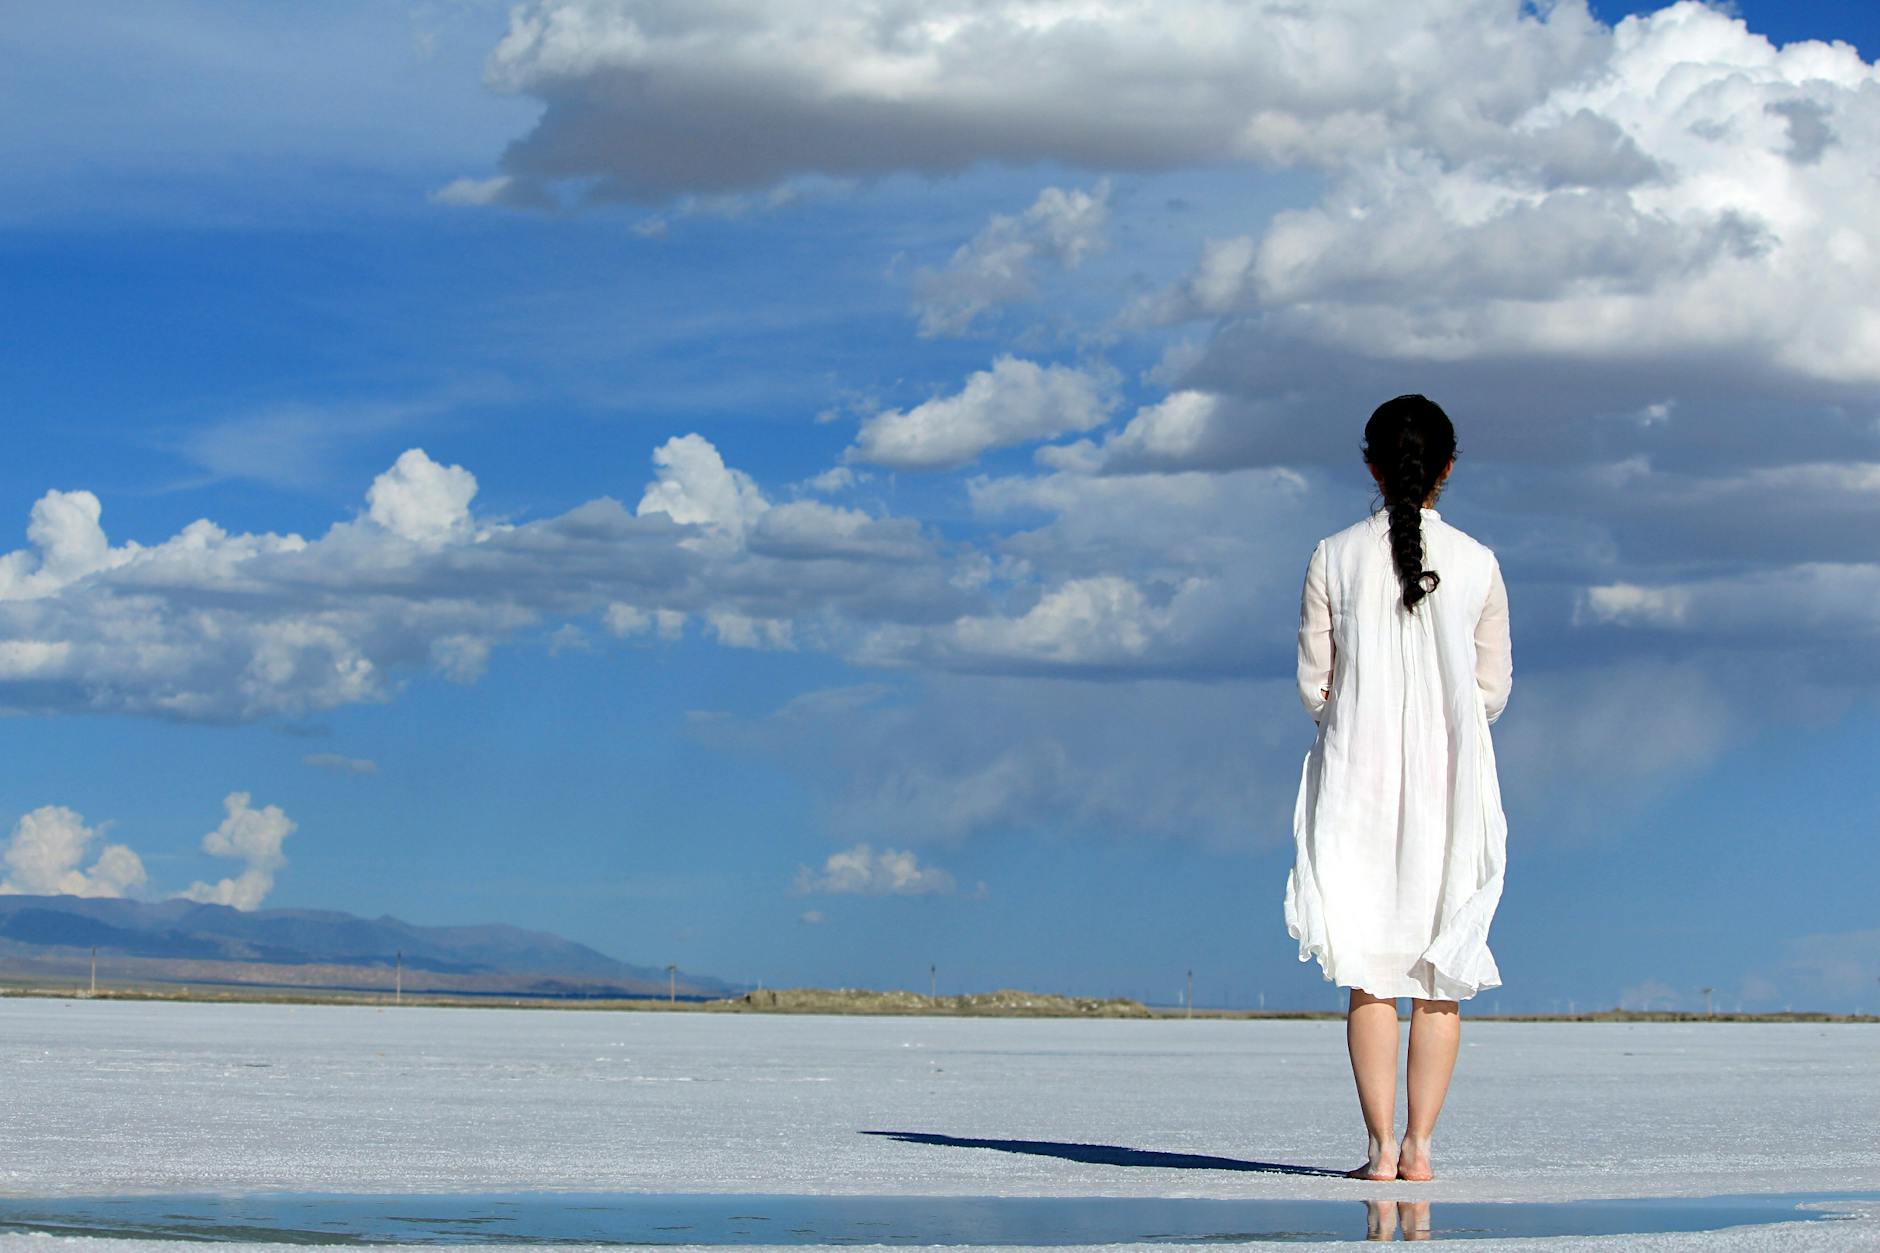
[1,998,1875,1250]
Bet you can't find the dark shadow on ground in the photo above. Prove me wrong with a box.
[862,1131,1347,1177]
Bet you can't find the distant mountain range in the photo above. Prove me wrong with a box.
[0,894,739,1000]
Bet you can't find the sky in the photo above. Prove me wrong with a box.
[1,0,1876,1014]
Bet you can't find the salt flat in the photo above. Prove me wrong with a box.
[1,997,1875,1250]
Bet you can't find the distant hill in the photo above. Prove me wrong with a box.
[0,894,738,1000]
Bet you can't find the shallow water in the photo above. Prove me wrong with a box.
[1,1190,1872,1245]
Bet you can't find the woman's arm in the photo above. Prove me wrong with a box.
[1297,540,1333,722]
[1476,557,1513,724]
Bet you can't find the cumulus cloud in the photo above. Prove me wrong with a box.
[1578,563,1880,649]
[636,433,770,546]
[912,181,1110,336]
[604,602,687,640]
[1137,4,1880,388]
[181,792,296,911]
[0,806,147,899]
[0,491,134,599]
[1036,390,1236,475]
[846,357,1118,471]
[707,611,794,651]
[366,449,478,544]
[846,461,1327,680]
[868,576,1204,675]
[792,842,957,896]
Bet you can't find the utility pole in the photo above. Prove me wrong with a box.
[666,964,677,1004]
[1185,969,1193,1019]
[1700,987,1714,1018]
[930,964,937,1001]
[395,951,403,1006]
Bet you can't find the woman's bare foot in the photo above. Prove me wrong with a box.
[1346,1134,1400,1180]
[1396,1132,1434,1181]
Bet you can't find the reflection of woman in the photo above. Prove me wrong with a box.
[1366,1198,1433,1242]
[1284,394,1513,1183]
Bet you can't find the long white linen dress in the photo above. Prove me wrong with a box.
[1284,507,1513,1002]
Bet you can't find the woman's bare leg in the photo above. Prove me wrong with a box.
[1399,998,1460,1181]
[1344,987,1401,1179]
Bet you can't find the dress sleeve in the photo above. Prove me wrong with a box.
[1475,556,1513,724]
[1297,541,1333,723]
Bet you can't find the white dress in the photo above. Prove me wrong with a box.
[1283,507,1513,1002]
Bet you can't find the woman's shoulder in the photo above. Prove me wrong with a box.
[1315,512,1387,553]
[1424,510,1499,564]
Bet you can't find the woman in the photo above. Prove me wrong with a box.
[1284,394,1513,1183]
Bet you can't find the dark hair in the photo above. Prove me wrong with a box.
[1362,394,1457,613]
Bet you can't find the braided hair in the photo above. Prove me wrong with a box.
[1362,394,1457,613]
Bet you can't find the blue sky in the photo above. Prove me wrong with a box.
[2,1,1876,1013]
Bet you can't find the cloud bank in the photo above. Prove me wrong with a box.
[11,0,1880,860]
[464,0,1606,204]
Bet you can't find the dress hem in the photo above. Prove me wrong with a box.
[1285,916,1500,1002]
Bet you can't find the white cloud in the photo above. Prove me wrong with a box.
[0,437,965,721]
[793,843,957,896]
[367,448,478,545]
[464,0,1606,205]
[432,174,515,206]
[636,433,770,546]
[302,753,379,776]
[748,501,929,562]
[1577,563,1880,643]
[799,909,825,925]
[912,181,1111,336]
[801,465,857,493]
[1577,582,1692,628]
[1037,390,1230,474]
[1139,4,1880,385]
[181,792,295,911]
[0,806,147,899]
[846,357,1118,471]
[1120,235,1260,326]
[603,603,689,642]
[940,577,1167,668]
[0,490,135,599]
[546,623,591,655]
[431,632,493,683]
[707,611,794,651]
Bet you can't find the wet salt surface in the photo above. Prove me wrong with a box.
[2,998,1877,1250]
[0,1189,1875,1245]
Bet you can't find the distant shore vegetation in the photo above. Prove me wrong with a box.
[1,977,1873,1023]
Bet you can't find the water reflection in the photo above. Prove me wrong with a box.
[0,1189,1870,1245]
[1366,1198,1433,1241]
